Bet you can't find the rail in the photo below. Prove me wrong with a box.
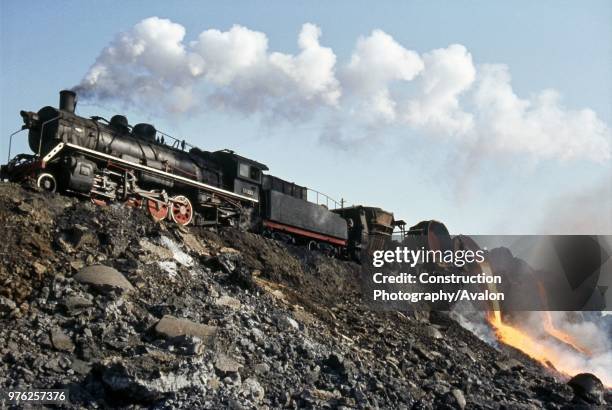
[307,188,344,209]
[155,129,195,151]
[91,116,195,152]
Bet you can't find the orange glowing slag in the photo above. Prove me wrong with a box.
[481,263,610,388]
[487,310,612,388]
[488,310,556,365]
[541,311,591,356]
[535,282,591,356]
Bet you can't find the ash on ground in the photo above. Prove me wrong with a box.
[1,183,610,409]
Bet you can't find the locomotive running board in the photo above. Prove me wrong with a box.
[51,142,258,203]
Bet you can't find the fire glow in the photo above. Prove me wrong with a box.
[476,261,610,388]
[487,310,611,388]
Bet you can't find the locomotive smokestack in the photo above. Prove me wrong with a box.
[59,90,77,113]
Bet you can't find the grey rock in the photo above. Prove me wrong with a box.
[63,295,93,312]
[240,377,265,402]
[75,265,134,293]
[16,202,34,215]
[100,359,207,402]
[215,353,243,374]
[32,261,47,275]
[50,328,75,352]
[215,295,241,310]
[217,254,237,273]
[276,314,299,331]
[568,373,605,405]
[0,296,17,313]
[44,358,63,373]
[4,183,604,409]
[66,225,99,249]
[71,359,92,375]
[177,232,210,257]
[254,362,270,375]
[413,344,434,361]
[450,388,467,409]
[154,315,217,346]
[494,358,523,371]
[139,239,173,260]
[250,328,264,345]
[425,325,443,339]
[171,335,205,356]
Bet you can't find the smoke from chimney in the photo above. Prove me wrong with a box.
[74,17,611,163]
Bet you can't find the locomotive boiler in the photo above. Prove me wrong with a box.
[1,90,404,260]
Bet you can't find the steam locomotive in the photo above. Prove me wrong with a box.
[2,90,427,260]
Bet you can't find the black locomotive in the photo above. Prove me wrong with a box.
[2,90,416,260]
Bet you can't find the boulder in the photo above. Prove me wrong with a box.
[568,373,604,405]
[214,353,243,374]
[154,315,217,346]
[75,265,134,293]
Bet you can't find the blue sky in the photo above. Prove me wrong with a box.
[1,1,610,234]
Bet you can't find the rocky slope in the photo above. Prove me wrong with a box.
[0,183,609,409]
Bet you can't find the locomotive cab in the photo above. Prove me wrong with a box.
[208,149,268,201]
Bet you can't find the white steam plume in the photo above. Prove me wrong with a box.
[74,18,339,119]
[341,29,423,122]
[75,17,611,163]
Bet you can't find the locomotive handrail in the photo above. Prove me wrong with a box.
[307,188,344,209]
[7,128,25,163]
[58,142,259,203]
[156,129,194,151]
[91,115,194,152]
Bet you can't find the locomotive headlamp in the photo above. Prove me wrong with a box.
[20,110,38,129]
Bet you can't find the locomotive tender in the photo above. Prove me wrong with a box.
[1,90,401,260]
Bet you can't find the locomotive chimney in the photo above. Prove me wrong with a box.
[59,90,77,113]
